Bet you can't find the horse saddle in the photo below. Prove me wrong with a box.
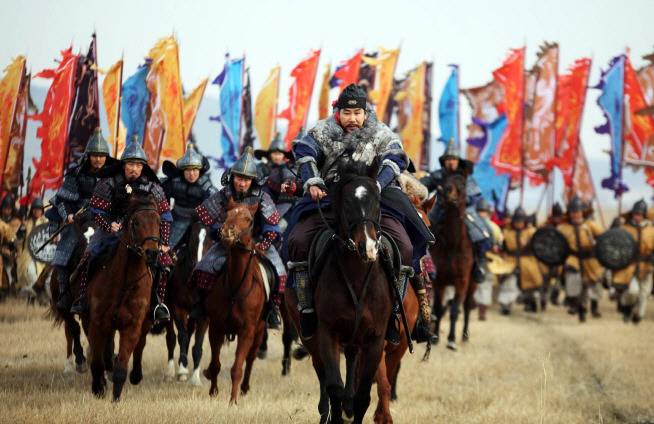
[308,229,401,283]
[255,254,275,301]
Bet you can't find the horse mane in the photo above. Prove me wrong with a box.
[330,158,381,193]
[127,192,157,214]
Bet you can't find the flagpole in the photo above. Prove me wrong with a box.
[548,43,560,215]
[618,54,627,216]
[114,55,124,156]
[273,65,280,142]
[456,64,461,148]
[580,143,606,229]
[302,50,321,132]
[520,46,527,208]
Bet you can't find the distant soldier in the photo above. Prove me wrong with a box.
[16,198,48,292]
[474,199,503,320]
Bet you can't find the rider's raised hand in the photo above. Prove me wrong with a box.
[110,222,121,233]
[309,185,326,201]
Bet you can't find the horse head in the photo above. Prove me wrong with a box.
[125,192,161,265]
[443,173,467,209]
[221,198,257,249]
[331,159,382,263]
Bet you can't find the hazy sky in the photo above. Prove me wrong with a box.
[2,0,654,215]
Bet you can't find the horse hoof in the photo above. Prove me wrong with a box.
[342,411,354,423]
[92,384,105,398]
[446,341,457,351]
[209,387,218,397]
[176,363,189,382]
[462,332,470,342]
[105,371,113,383]
[76,360,88,374]
[240,385,249,395]
[164,359,176,382]
[189,368,203,386]
[63,356,75,374]
[292,346,309,360]
[129,370,143,385]
[256,349,267,360]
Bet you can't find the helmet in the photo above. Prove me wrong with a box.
[631,199,648,216]
[85,128,111,156]
[438,139,461,167]
[176,143,203,170]
[567,196,584,214]
[476,199,492,213]
[551,202,564,217]
[229,147,258,179]
[512,206,528,222]
[120,135,148,163]
[31,198,44,210]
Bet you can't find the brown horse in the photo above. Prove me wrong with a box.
[203,198,267,404]
[164,221,213,385]
[287,161,394,424]
[429,173,476,351]
[82,193,162,401]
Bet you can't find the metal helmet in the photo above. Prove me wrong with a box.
[476,198,492,213]
[567,195,584,214]
[176,143,203,170]
[230,147,258,179]
[1,193,15,210]
[631,199,648,216]
[120,135,148,163]
[551,202,564,217]
[31,197,44,210]
[512,206,528,222]
[85,127,111,156]
[440,139,460,160]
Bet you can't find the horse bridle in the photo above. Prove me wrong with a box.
[317,198,381,254]
[123,207,162,257]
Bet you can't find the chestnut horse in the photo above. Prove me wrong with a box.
[429,173,475,351]
[203,198,267,404]
[287,161,395,424]
[164,221,212,385]
[82,193,162,401]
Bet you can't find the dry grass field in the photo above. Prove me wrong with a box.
[1,297,653,424]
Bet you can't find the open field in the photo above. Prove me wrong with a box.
[1,298,653,423]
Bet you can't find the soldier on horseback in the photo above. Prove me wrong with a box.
[286,84,435,344]
[161,144,217,251]
[420,140,490,284]
[189,147,285,328]
[49,128,118,312]
[70,139,173,323]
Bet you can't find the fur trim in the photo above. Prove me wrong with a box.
[398,171,428,201]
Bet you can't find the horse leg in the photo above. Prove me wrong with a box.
[174,314,190,381]
[204,322,225,397]
[241,322,265,395]
[462,294,473,342]
[112,324,143,401]
[257,327,268,359]
[353,339,386,424]
[390,361,401,401]
[229,326,256,405]
[164,320,177,382]
[70,317,87,373]
[63,318,75,374]
[342,345,359,420]
[281,306,295,376]
[88,322,107,398]
[190,318,209,386]
[432,286,445,345]
[311,355,329,424]
[447,299,460,351]
[374,351,392,424]
[129,327,148,386]
[318,331,344,424]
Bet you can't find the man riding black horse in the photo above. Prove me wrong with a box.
[49,128,118,312]
[286,84,435,344]
[70,138,173,323]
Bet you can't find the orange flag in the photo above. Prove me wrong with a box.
[254,66,280,149]
[279,49,321,147]
[3,71,30,190]
[182,78,208,143]
[145,36,185,170]
[396,63,427,167]
[0,56,26,187]
[144,59,165,171]
[364,47,400,123]
[318,64,331,120]
[102,59,126,157]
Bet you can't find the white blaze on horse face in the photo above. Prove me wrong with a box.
[354,185,367,200]
[197,228,206,262]
[364,224,378,261]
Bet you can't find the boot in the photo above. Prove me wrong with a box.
[410,275,434,343]
[590,299,601,318]
[578,303,587,323]
[55,267,72,313]
[290,262,316,340]
[151,268,170,323]
[550,287,560,306]
[478,305,487,321]
[386,307,401,346]
[70,261,91,316]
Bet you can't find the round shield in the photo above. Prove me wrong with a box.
[27,223,57,264]
[531,227,570,266]
[595,228,637,271]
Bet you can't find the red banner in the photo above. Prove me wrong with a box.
[491,48,525,179]
[3,72,30,191]
[279,49,321,148]
[624,57,654,178]
[332,49,362,92]
[29,47,79,198]
[550,58,591,186]
[564,143,595,204]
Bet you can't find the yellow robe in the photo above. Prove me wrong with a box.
[612,221,654,286]
[0,219,17,290]
[557,220,604,283]
[502,226,543,290]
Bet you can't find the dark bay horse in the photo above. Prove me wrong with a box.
[82,193,162,401]
[164,221,213,385]
[428,173,475,351]
[203,198,267,404]
[287,161,394,424]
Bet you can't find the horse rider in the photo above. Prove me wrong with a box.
[254,132,299,233]
[70,139,173,323]
[474,199,503,320]
[556,196,604,322]
[49,128,118,312]
[420,140,491,285]
[161,143,217,251]
[286,84,435,344]
[611,199,654,324]
[189,147,285,328]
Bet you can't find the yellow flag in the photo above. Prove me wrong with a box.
[102,59,126,157]
[318,64,332,120]
[363,47,399,123]
[146,36,185,169]
[396,63,426,167]
[0,56,26,183]
[254,65,280,149]
[183,78,208,143]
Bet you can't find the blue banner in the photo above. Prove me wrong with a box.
[472,115,510,213]
[595,55,628,197]
[210,55,244,169]
[121,63,150,144]
[438,65,459,148]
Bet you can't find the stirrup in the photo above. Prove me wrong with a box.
[153,303,170,323]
